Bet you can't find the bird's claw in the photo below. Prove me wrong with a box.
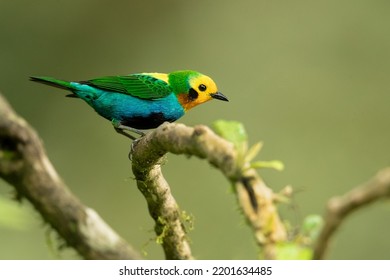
[128,138,142,161]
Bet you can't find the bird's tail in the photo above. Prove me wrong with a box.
[30,76,75,91]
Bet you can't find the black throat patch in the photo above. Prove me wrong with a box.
[188,88,199,101]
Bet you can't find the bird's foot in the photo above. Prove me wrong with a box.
[111,120,146,160]
[128,138,142,161]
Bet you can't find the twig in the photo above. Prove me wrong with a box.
[131,123,287,259]
[313,167,390,259]
[0,93,141,259]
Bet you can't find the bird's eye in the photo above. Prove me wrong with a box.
[198,84,207,92]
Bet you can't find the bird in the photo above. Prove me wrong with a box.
[30,70,228,139]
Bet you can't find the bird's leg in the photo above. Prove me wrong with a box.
[111,119,145,141]
[114,127,137,140]
[111,120,146,159]
[117,124,145,137]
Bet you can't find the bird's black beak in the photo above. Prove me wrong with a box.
[210,91,229,102]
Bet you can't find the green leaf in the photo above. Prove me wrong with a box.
[275,242,313,260]
[0,196,32,230]
[213,120,285,172]
[213,120,247,149]
[244,142,263,163]
[302,214,324,241]
[250,160,285,171]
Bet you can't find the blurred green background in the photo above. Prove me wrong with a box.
[1,0,390,259]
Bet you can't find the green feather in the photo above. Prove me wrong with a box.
[84,74,172,100]
[29,76,73,90]
[168,70,200,94]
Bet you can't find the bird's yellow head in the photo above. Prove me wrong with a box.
[168,70,228,111]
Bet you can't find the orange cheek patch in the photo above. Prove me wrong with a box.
[177,94,194,111]
[177,93,212,111]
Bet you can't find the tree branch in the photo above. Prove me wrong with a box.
[313,167,390,259]
[0,93,141,259]
[131,123,287,259]
[0,91,287,259]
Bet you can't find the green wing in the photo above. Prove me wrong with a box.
[83,74,172,99]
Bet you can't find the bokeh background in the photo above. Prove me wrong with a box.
[1,0,390,259]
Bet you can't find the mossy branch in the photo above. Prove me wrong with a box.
[0,93,141,260]
[0,91,287,260]
[131,123,287,259]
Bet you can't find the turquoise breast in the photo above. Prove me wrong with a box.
[72,83,185,129]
